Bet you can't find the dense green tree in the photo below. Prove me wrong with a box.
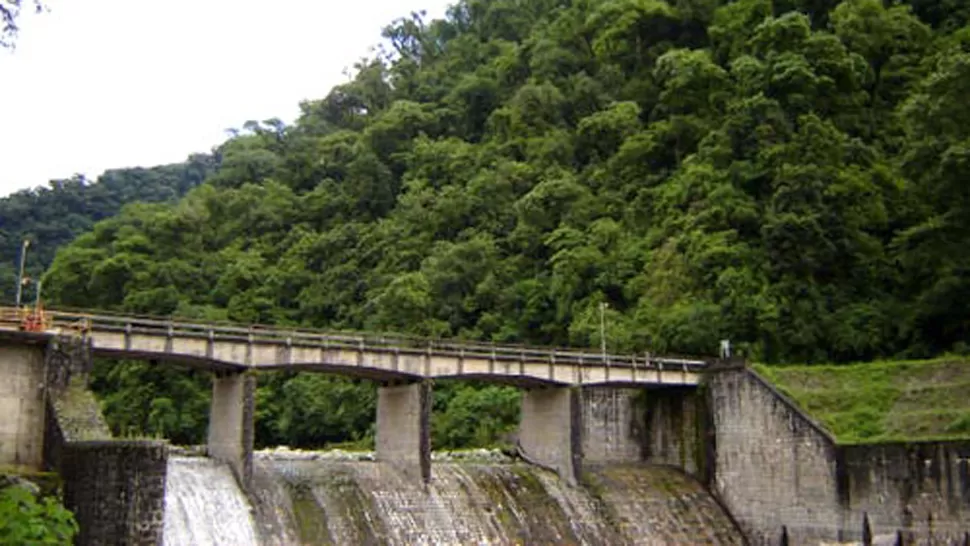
[0,155,215,305]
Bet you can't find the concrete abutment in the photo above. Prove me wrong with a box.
[0,342,45,470]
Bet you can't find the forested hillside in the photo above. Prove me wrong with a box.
[39,0,970,448]
[0,154,215,302]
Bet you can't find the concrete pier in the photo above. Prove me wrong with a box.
[376,381,431,483]
[0,343,45,469]
[208,371,255,489]
[518,386,582,485]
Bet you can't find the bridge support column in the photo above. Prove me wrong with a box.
[208,370,254,490]
[518,386,582,486]
[375,380,431,483]
[0,343,45,470]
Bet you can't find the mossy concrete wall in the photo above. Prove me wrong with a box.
[580,386,706,478]
[60,440,168,546]
[42,338,169,546]
[707,365,970,545]
[641,387,707,477]
[839,441,970,544]
[581,387,645,463]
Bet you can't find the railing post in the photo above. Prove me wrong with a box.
[549,349,556,382]
[424,341,432,377]
[577,354,584,385]
[246,326,254,366]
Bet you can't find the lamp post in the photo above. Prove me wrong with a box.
[15,239,29,307]
[599,301,608,363]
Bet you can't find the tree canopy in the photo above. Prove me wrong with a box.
[0,155,215,303]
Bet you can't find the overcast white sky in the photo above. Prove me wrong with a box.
[0,0,452,197]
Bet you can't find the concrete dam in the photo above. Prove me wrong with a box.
[2,308,969,545]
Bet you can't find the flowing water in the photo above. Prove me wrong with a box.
[163,450,745,545]
[163,456,261,546]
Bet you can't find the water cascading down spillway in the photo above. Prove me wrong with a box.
[161,449,745,546]
[163,456,261,546]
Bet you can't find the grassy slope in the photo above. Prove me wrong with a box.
[753,358,970,444]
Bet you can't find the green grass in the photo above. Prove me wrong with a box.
[753,357,970,444]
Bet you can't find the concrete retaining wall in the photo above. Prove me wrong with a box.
[0,343,45,469]
[41,338,169,546]
[60,440,168,546]
[707,366,970,545]
[707,367,842,545]
[840,441,970,544]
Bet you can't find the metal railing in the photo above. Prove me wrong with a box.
[0,305,53,332]
[0,305,711,371]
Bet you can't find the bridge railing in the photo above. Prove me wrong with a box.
[2,306,710,371]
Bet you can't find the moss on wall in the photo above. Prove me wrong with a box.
[48,377,111,442]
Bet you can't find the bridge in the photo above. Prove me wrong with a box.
[0,306,707,386]
[0,305,710,488]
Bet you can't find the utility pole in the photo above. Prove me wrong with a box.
[15,239,29,307]
[599,301,608,363]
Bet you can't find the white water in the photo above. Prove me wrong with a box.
[158,450,745,545]
[163,456,260,546]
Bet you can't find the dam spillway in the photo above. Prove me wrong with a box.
[161,450,744,546]
[163,456,261,546]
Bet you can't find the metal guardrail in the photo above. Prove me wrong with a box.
[0,306,53,331]
[0,306,710,371]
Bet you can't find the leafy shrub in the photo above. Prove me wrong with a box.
[0,484,78,545]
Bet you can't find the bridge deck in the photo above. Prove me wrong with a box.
[0,307,707,386]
